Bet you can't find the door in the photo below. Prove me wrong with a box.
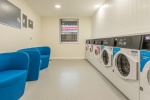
[117,54,130,77]
[101,48,112,67]
[94,46,100,60]
[114,51,138,80]
[89,45,94,59]
[85,44,89,59]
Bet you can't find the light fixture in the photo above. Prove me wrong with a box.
[94,5,100,8]
[55,4,61,8]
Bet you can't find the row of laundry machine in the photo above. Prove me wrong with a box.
[85,34,150,100]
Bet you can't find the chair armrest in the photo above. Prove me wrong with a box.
[0,52,29,71]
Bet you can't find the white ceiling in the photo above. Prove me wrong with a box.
[24,0,105,17]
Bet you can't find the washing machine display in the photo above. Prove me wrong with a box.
[140,34,150,100]
[113,35,142,100]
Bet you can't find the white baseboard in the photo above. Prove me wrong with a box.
[51,57,85,60]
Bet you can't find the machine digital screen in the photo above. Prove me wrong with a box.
[145,36,150,40]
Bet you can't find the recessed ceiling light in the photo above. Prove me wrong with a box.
[55,5,61,8]
[94,5,100,8]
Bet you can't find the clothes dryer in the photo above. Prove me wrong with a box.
[140,34,150,100]
[113,35,142,100]
[100,38,117,83]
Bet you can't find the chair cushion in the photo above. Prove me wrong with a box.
[40,55,49,60]
[0,70,27,88]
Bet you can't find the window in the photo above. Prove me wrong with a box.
[60,19,78,43]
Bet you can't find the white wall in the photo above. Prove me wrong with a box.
[92,0,150,38]
[0,0,41,53]
[41,17,91,59]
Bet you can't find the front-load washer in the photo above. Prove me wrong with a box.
[140,34,150,100]
[85,39,90,60]
[93,39,102,71]
[100,37,117,83]
[88,39,95,65]
[113,35,142,100]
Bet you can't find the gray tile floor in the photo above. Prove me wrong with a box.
[20,60,128,100]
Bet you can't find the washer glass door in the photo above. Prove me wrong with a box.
[86,46,88,51]
[117,54,130,76]
[102,50,109,65]
[90,47,92,53]
[147,70,150,84]
[95,49,98,56]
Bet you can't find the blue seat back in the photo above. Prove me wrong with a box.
[0,52,29,72]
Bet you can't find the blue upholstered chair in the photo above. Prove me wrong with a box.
[36,46,51,70]
[0,52,29,100]
[19,46,51,70]
[18,49,41,81]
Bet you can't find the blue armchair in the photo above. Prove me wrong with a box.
[0,52,29,100]
[19,46,51,70]
[36,46,51,70]
[18,49,41,81]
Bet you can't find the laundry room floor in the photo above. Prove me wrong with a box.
[20,60,128,100]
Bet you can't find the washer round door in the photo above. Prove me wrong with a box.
[95,49,98,56]
[116,54,130,77]
[102,50,109,65]
[86,45,88,51]
[114,51,138,80]
[147,70,150,84]
[89,45,94,59]
[89,45,93,54]
[90,47,92,53]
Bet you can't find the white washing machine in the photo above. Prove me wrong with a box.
[140,34,150,100]
[93,39,102,71]
[88,39,95,65]
[85,39,90,60]
[100,38,117,83]
[112,35,142,100]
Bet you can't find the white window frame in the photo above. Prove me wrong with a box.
[59,19,79,44]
